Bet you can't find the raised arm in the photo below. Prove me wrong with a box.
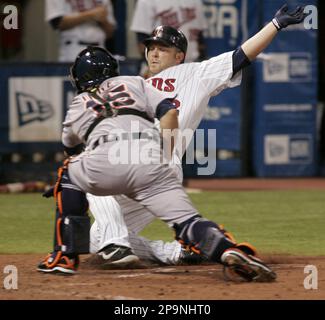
[241,4,306,61]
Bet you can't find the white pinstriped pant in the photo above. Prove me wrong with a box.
[89,194,183,265]
[88,163,185,265]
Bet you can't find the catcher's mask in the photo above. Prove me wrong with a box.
[70,46,119,93]
[143,25,188,63]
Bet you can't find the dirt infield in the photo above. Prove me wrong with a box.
[0,254,324,300]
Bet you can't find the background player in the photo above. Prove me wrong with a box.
[45,0,116,62]
[88,4,307,267]
[37,46,276,283]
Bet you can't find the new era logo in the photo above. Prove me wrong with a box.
[264,134,313,165]
[16,92,54,126]
[263,53,312,83]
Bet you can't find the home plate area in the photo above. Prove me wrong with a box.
[0,254,324,300]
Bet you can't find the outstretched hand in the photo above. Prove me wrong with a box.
[272,4,307,30]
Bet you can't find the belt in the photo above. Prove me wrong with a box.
[64,40,100,46]
[92,132,160,149]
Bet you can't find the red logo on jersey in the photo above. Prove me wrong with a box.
[150,78,175,92]
[156,7,197,29]
[148,78,180,109]
[69,0,103,12]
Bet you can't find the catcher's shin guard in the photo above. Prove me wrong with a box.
[174,216,236,262]
[52,161,90,257]
[218,224,257,256]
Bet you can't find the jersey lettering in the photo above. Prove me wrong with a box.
[68,0,101,12]
[69,0,86,12]
[156,7,196,29]
[86,100,105,117]
[151,78,164,91]
[156,9,179,29]
[105,84,136,109]
[149,78,180,109]
[150,78,176,92]
[86,84,136,115]
[164,79,176,92]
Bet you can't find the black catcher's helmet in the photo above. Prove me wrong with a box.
[143,26,188,56]
[70,46,119,93]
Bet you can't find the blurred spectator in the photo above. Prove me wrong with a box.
[130,0,207,75]
[45,0,116,62]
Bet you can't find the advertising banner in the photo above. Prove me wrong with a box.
[252,0,318,176]
[0,64,73,153]
[9,77,65,142]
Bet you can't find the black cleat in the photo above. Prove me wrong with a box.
[37,253,79,275]
[97,244,140,269]
[221,249,277,282]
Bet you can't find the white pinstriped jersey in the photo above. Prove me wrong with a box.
[62,76,171,149]
[147,50,241,162]
[130,0,207,62]
[45,0,116,61]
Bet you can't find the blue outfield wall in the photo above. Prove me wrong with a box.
[183,0,260,177]
[0,1,319,181]
[252,0,318,176]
